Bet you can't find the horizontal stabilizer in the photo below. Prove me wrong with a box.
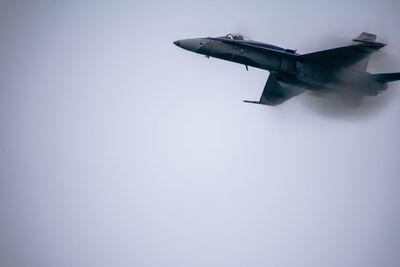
[370,72,400,83]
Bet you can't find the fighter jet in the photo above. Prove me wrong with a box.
[174,32,400,106]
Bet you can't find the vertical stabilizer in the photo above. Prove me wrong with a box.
[353,32,377,43]
[350,32,379,70]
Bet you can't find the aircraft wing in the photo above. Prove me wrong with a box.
[299,41,385,69]
[244,74,303,106]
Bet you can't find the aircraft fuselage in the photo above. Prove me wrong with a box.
[174,33,397,106]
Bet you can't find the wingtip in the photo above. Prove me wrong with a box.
[243,100,274,106]
[243,100,260,104]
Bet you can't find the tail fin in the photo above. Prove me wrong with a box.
[370,72,400,83]
[350,32,386,71]
[353,32,377,43]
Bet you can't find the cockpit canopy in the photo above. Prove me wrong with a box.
[222,33,250,40]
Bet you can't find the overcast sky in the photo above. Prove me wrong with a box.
[1,1,400,266]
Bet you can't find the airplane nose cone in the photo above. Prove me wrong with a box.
[173,38,204,52]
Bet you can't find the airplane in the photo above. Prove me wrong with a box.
[174,32,400,106]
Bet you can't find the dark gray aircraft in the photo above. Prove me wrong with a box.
[174,32,400,106]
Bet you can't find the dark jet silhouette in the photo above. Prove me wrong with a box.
[174,32,400,107]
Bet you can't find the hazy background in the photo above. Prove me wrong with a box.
[1,1,400,266]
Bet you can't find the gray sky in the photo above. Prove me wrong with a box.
[1,1,400,266]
